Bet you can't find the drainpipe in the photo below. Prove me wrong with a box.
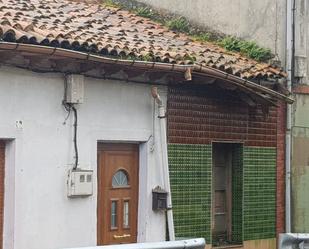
[151,86,175,241]
[286,0,295,233]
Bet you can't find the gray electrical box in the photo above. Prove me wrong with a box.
[65,74,84,104]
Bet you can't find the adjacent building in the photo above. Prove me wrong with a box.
[137,0,309,235]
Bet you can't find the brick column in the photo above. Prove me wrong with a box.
[276,101,286,235]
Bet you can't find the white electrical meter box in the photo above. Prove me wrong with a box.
[65,74,84,104]
[67,169,93,197]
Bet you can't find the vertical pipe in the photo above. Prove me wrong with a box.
[151,87,175,241]
[158,105,175,241]
[286,0,293,233]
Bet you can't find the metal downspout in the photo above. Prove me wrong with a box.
[286,0,294,233]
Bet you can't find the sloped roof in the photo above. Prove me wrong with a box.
[0,0,286,80]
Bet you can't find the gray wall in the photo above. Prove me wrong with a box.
[137,0,287,66]
[291,0,309,235]
[136,0,309,82]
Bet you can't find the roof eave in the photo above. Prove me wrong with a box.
[0,41,294,104]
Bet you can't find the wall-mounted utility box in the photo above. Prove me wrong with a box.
[67,169,93,197]
[152,186,168,211]
[295,56,307,78]
[65,74,84,104]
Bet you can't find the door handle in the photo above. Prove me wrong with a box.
[114,234,131,239]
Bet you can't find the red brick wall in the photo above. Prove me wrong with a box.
[0,141,4,249]
[168,86,277,147]
[276,101,286,234]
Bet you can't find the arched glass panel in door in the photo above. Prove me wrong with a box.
[112,170,129,188]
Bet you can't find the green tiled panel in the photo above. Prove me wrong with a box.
[168,144,212,243]
[168,144,276,243]
[243,147,276,241]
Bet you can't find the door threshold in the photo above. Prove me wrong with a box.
[212,244,243,249]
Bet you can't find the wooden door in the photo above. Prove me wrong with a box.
[97,144,139,245]
[212,143,232,245]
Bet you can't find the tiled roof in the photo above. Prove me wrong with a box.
[0,0,286,79]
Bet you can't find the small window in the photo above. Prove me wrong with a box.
[111,201,118,229]
[123,201,129,228]
[112,170,129,187]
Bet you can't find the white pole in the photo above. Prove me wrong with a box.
[158,105,175,241]
[151,86,175,240]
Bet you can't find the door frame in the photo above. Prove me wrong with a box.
[211,141,244,246]
[97,142,140,245]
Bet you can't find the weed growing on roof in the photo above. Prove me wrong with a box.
[183,54,196,63]
[218,36,240,51]
[166,17,190,33]
[136,7,154,18]
[192,33,211,42]
[219,36,272,62]
[125,54,154,62]
[239,41,272,61]
[102,0,122,8]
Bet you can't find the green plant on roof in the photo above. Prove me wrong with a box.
[183,54,196,63]
[192,33,211,43]
[102,0,122,8]
[218,36,240,51]
[166,17,190,33]
[140,53,154,62]
[239,41,272,62]
[136,7,154,18]
[125,53,153,62]
[219,36,272,62]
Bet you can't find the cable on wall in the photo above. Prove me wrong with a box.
[71,105,78,170]
[63,76,79,170]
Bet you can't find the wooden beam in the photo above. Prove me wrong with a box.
[27,57,56,71]
[0,51,30,67]
[54,59,81,73]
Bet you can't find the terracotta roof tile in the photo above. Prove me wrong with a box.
[0,0,286,79]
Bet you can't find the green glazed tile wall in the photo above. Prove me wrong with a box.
[243,147,276,241]
[168,143,212,244]
[168,144,276,243]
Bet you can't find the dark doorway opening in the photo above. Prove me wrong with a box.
[212,143,243,247]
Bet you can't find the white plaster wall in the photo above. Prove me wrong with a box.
[0,66,167,249]
[136,0,287,65]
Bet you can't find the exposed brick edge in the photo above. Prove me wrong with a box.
[293,85,309,94]
[276,101,286,238]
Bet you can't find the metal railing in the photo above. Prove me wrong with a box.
[63,238,205,249]
[279,233,309,249]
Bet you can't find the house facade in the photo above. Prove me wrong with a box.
[0,0,292,249]
[0,65,169,249]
